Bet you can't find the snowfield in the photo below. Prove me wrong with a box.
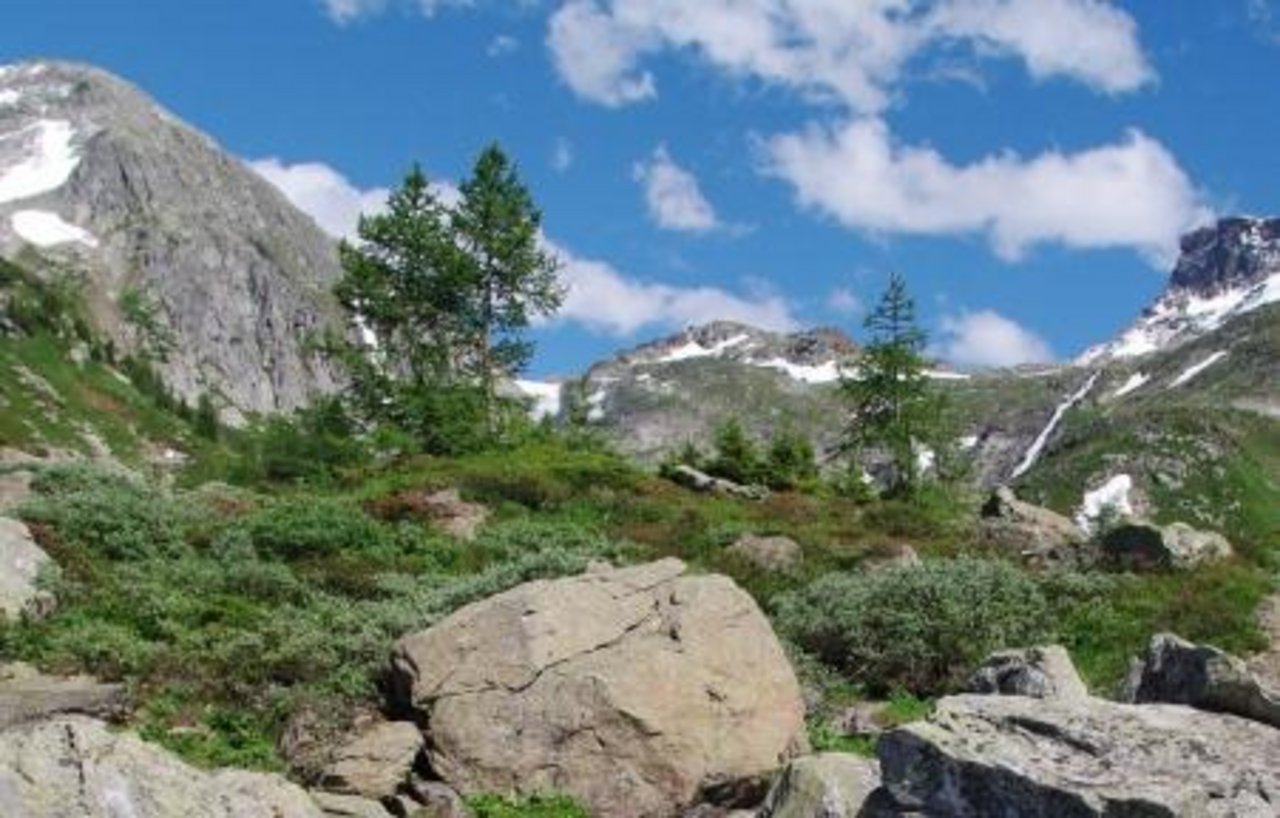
[10,209,98,248]
[0,120,80,204]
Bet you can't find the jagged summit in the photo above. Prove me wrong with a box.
[1079,216,1280,364]
[0,60,341,416]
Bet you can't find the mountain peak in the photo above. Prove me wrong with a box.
[1078,216,1280,364]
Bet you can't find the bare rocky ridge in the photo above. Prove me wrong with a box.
[0,61,342,418]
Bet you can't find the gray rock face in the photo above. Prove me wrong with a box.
[1101,521,1232,570]
[967,645,1088,700]
[0,715,323,817]
[669,465,769,500]
[1121,632,1280,729]
[0,516,53,620]
[879,694,1280,817]
[389,559,808,818]
[0,61,342,416]
[0,662,127,729]
[758,754,881,818]
[979,487,1087,568]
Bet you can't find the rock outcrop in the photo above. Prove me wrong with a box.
[967,645,1088,700]
[979,487,1087,568]
[389,559,807,818]
[1101,521,1233,570]
[0,715,322,817]
[0,516,53,620]
[0,663,127,728]
[758,754,881,818]
[878,694,1280,816]
[0,61,343,417]
[1120,632,1280,729]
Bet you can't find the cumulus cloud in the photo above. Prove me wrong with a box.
[935,309,1054,368]
[249,158,390,239]
[762,118,1209,264]
[252,157,796,335]
[632,145,721,233]
[545,0,1153,112]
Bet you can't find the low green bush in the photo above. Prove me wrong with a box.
[20,466,189,561]
[216,497,396,561]
[467,793,592,818]
[774,559,1052,695]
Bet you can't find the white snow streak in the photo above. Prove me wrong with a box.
[1010,372,1100,479]
[1169,350,1228,388]
[1110,372,1149,399]
[515,379,563,420]
[652,333,750,363]
[754,358,842,384]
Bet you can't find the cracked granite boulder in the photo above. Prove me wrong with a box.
[388,559,808,818]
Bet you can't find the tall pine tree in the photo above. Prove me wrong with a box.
[840,272,942,494]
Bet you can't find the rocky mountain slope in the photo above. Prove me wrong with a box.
[0,61,342,419]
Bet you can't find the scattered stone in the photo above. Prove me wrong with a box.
[320,720,423,800]
[0,517,54,622]
[1101,521,1233,570]
[979,486,1088,568]
[726,534,802,572]
[967,645,1088,700]
[860,543,921,573]
[878,693,1280,816]
[369,488,490,541]
[1120,632,1280,729]
[403,777,470,818]
[669,465,769,501]
[311,791,395,818]
[389,559,807,818]
[0,715,322,817]
[758,753,881,818]
[0,662,128,728]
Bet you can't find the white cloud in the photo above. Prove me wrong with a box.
[487,34,520,57]
[632,145,721,233]
[249,158,390,239]
[762,117,1209,264]
[252,157,797,335]
[323,0,475,25]
[935,309,1054,368]
[551,137,574,172]
[545,0,1153,113]
[827,287,863,316]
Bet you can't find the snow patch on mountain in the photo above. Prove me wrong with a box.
[0,120,80,204]
[1076,473,1133,532]
[755,357,842,384]
[653,333,750,363]
[1169,350,1228,388]
[10,209,98,248]
[1110,372,1149,399]
[0,90,19,107]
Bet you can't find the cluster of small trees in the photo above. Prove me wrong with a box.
[326,145,563,455]
[667,418,818,491]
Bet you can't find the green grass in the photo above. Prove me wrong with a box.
[466,793,591,818]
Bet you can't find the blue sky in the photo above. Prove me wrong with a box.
[4,0,1280,376]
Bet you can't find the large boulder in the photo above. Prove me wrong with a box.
[1120,632,1280,729]
[0,516,53,621]
[966,645,1088,700]
[726,534,802,572]
[1101,521,1233,570]
[758,754,881,818]
[389,559,807,818]
[320,720,423,800]
[0,715,323,817]
[669,465,769,501]
[0,469,34,513]
[878,694,1280,816]
[0,662,128,728]
[978,487,1087,568]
